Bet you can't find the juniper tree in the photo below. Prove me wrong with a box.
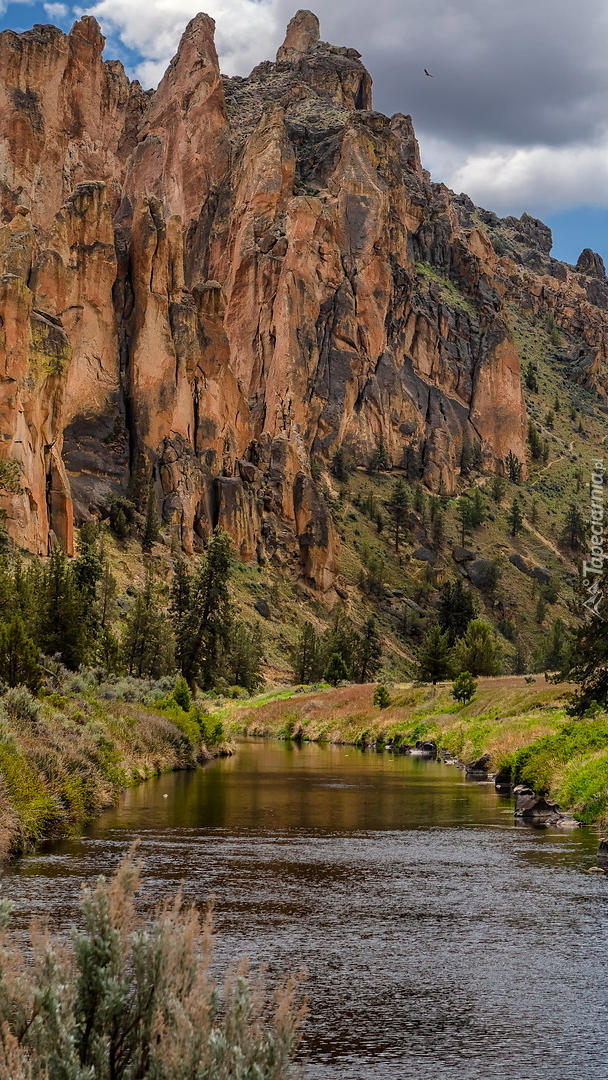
[142,486,161,551]
[452,670,477,704]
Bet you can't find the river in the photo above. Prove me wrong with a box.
[2,738,607,1079]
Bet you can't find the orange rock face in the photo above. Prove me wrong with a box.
[5,8,588,590]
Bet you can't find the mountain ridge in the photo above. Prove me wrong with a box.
[0,8,604,609]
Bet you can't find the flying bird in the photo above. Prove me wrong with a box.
[424,69,434,77]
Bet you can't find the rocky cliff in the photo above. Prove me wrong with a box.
[0,9,603,589]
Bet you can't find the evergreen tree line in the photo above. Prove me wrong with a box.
[0,528,264,695]
[290,612,382,686]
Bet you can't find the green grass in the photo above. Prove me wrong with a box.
[415,261,477,315]
[506,720,608,821]
[0,689,217,857]
[233,679,608,823]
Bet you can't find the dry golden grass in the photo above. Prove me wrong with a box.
[232,676,576,764]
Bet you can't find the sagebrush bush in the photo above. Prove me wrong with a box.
[0,850,303,1079]
[2,687,41,726]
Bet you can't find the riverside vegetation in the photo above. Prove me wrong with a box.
[0,848,303,1080]
[229,676,608,827]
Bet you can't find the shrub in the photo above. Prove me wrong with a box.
[452,671,477,705]
[172,675,192,712]
[0,850,303,1078]
[373,684,392,709]
[2,686,42,726]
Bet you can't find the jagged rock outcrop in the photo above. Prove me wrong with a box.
[10,8,604,588]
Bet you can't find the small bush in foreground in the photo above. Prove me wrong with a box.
[0,848,304,1080]
[373,684,392,709]
[452,671,477,705]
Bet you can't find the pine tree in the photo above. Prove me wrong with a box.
[512,640,529,675]
[142,486,161,551]
[471,441,483,471]
[331,447,350,482]
[37,547,94,669]
[171,528,233,691]
[418,624,452,684]
[490,474,507,504]
[431,510,445,550]
[506,450,522,483]
[291,622,322,684]
[456,496,475,545]
[559,577,608,713]
[508,498,524,537]
[452,670,477,704]
[0,616,41,691]
[353,616,382,683]
[438,579,477,644]
[535,594,547,625]
[324,652,349,686]
[524,361,539,392]
[321,611,361,677]
[226,622,264,691]
[386,478,410,551]
[402,443,421,480]
[367,435,390,472]
[451,619,502,676]
[122,571,174,678]
[562,503,587,551]
[470,488,486,528]
[528,421,543,460]
[460,437,473,477]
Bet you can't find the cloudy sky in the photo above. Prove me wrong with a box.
[2,0,608,265]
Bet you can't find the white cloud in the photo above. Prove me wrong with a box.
[0,0,36,17]
[72,0,608,217]
[82,0,279,81]
[429,136,608,216]
[44,2,70,19]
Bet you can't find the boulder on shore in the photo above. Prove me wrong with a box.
[466,753,491,777]
[515,792,563,822]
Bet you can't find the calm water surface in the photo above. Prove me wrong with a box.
[2,739,607,1079]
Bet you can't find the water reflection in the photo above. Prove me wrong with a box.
[2,739,607,1079]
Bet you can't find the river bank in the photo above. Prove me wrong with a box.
[0,684,232,858]
[2,738,604,1080]
[227,676,608,827]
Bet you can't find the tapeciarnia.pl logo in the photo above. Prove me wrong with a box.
[583,458,605,617]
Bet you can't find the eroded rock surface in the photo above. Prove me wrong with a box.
[1,9,600,588]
